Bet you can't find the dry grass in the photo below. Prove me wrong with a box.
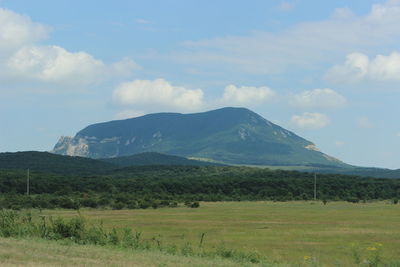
[0,238,269,267]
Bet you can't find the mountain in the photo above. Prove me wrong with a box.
[52,107,347,167]
[101,152,223,167]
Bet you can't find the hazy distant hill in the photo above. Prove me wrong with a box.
[101,152,223,167]
[52,107,347,167]
[311,166,400,179]
[0,151,114,175]
[0,151,220,175]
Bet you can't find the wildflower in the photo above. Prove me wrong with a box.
[304,255,311,261]
[367,247,377,251]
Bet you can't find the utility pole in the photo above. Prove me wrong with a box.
[27,169,30,195]
[313,172,317,201]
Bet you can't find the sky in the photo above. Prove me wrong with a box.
[0,0,399,169]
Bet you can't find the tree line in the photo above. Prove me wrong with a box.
[0,166,399,209]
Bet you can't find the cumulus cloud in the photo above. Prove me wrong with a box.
[0,8,138,88]
[113,79,204,111]
[326,51,400,82]
[6,45,105,84]
[222,84,275,105]
[291,112,330,129]
[172,2,400,75]
[0,8,48,53]
[290,88,346,109]
[3,45,138,86]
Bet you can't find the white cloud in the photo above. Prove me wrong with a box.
[326,51,400,82]
[358,117,374,128]
[113,79,204,111]
[291,112,330,129]
[0,8,48,53]
[3,45,138,86]
[6,45,105,84]
[0,8,138,88]
[290,88,346,109]
[114,110,145,120]
[172,2,400,75]
[222,84,275,105]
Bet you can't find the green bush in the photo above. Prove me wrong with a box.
[49,216,85,240]
[190,201,200,208]
[112,202,125,210]
[138,200,151,209]
[108,228,120,245]
[84,226,107,245]
[185,201,200,208]
[0,209,19,237]
[347,197,360,203]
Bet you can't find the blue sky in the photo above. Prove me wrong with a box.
[0,0,399,168]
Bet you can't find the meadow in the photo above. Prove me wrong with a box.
[30,201,400,266]
[0,237,264,267]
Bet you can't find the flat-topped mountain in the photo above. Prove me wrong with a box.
[52,107,346,167]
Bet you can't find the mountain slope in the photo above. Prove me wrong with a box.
[52,107,347,167]
[101,152,223,167]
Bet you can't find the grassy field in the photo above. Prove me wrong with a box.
[0,237,273,267]
[32,201,400,266]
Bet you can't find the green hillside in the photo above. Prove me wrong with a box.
[101,152,223,167]
[0,151,115,175]
[1,150,398,181]
[311,166,400,179]
[0,151,221,176]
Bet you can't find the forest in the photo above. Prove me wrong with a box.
[0,165,399,210]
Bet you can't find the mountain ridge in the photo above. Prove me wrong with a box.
[52,107,346,167]
[1,151,399,179]
[0,151,220,175]
[100,152,224,167]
